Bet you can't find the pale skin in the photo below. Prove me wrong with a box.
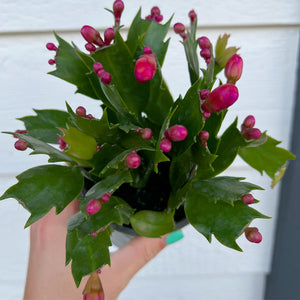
[23,201,167,300]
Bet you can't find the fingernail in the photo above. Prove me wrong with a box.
[166,230,184,245]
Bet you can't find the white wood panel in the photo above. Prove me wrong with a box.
[0,0,299,33]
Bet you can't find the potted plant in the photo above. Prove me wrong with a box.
[0,1,295,298]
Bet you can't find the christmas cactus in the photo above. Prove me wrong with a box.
[0,0,295,297]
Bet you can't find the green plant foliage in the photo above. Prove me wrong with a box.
[130,210,175,237]
[19,109,71,144]
[185,177,268,250]
[0,165,83,227]
[239,135,296,180]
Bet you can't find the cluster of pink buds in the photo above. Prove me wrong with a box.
[113,0,124,27]
[241,193,254,204]
[83,271,104,300]
[173,23,187,41]
[199,131,209,147]
[75,106,95,119]
[13,130,28,151]
[145,6,163,23]
[198,36,211,64]
[81,25,115,53]
[134,48,157,83]
[46,42,58,65]
[188,10,197,23]
[125,150,141,169]
[201,84,239,114]
[93,62,112,84]
[86,192,111,215]
[58,137,67,150]
[241,115,262,141]
[225,54,243,84]
[160,125,188,152]
[135,128,153,140]
[244,227,262,243]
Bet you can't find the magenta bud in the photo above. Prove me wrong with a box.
[134,54,157,83]
[14,139,28,151]
[201,84,239,113]
[151,6,161,16]
[140,128,153,139]
[13,129,27,138]
[167,125,188,142]
[206,58,211,65]
[97,69,105,78]
[203,111,211,119]
[93,62,104,73]
[101,192,111,202]
[198,36,211,49]
[155,15,163,22]
[86,198,102,215]
[143,46,152,54]
[86,114,95,119]
[85,43,96,53]
[125,151,141,169]
[242,115,256,129]
[145,15,152,20]
[100,72,112,84]
[199,131,209,143]
[160,138,172,152]
[113,0,124,22]
[200,48,211,60]
[225,54,243,84]
[243,128,262,141]
[81,25,104,47]
[58,137,67,150]
[104,28,115,45]
[46,43,57,51]
[188,10,197,23]
[199,89,210,100]
[48,59,56,65]
[245,227,262,243]
[96,145,101,151]
[241,193,254,204]
[76,106,86,117]
[174,23,185,34]
[90,232,98,237]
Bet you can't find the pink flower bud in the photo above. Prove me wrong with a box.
[174,23,185,34]
[140,128,153,139]
[93,62,104,74]
[81,25,104,47]
[100,72,112,84]
[243,128,262,141]
[167,125,188,142]
[48,59,56,65]
[199,131,209,144]
[160,138,172,152]
[83,271,104,300]
[198,36,211,49]
[14,139,28,151]
[155,15,163,23]
[242,115,256,129]
[188,10,197,23]
[200,48,211,60]
[113,0,124,25]
[13,129,27,138]
[46,43,57,51]
[58,137,67,150]
[96,145,101,151]
[86,198,102,215]
[104,28,115,45]
[143,46,152,54]
[203,112,211,119]
[245,227,262,243]
[199,89,210,100]
[241,193,254,204]
[90,232,98,237]
[225,54,243,84]
[134,54,157,83]
[76,106,87,117]
[85,43,96,53]
[151,6,161,16]
[86,114,95,120]
[201,84,239,113]
[101,192,111,202]
[125,151,141,169]
[97,69,105,78]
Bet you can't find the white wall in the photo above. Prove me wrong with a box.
[0,0,299,299]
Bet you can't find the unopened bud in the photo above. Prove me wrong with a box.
[46,43,57,51]
[14,139,28,151]
[198,36,211,49]
[101,192,111,202]
[140,128,153,139]
[93,62,104,74]
[243,128,262,141]
[143,46,152,54]
[81,25,104,47]
[167,125,188,142]
[225,54,243,84]
[125,151,141,169]
[151,6,161,16]
[188,10,197,23]
[242,115,256,129]
[155,15,163,22]
[173,23,185,34]
[58,137,67,150]
[201,84,239,113]
[199,131,209,144]
[48,59,56,65]
[134,54,157,83]
[76,106,86,117]
[160,138,172,152]
[200,48,211,60]
[86,198,102,215]
[199,89,210,100]
[100,72,112,84]
[245,227,262,243]
[113,0,124,25]
[241,193,254,204]
[104,28,115,45]
[85,43,96,53]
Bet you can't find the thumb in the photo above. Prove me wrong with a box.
[101,231,184,298]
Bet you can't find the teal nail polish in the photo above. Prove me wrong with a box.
[166,230,184,245]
